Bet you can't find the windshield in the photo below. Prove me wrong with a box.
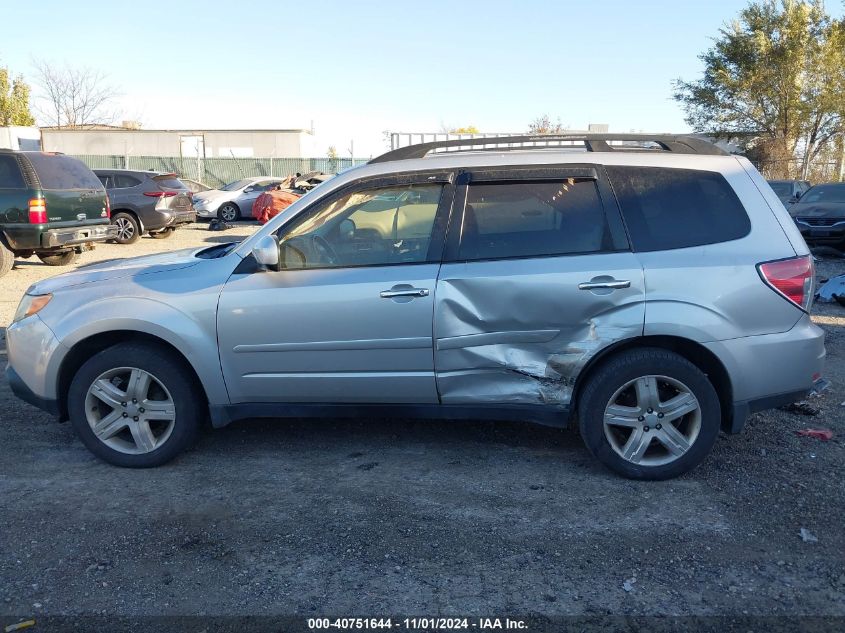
[768,182,791,196]
[802,185,845,204]
[220,179,252,192]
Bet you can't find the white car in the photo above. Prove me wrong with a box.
[193,177,285,221]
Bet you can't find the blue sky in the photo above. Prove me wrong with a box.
[2,0,841,156]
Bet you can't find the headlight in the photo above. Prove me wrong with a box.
[13,293,53,323]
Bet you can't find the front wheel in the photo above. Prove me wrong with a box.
[578,348,721,480]
[37,250,78,266]
[67,343,202,467]
[217,203,240,222]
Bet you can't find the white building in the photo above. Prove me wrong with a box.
[40,127,316,158]
[0,126,41,151]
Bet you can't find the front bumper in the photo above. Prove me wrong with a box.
[5,315,64,416]
[43,224,118,248]
[795,220,845,244]
[6,365,59,416]
[195,206,217,218]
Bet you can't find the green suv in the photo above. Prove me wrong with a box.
[0,150,116,277]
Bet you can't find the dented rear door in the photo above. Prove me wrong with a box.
[434,166,645,408]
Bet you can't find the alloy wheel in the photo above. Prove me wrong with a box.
[84,367,176,454]
[220,204,237,221]
[115,217,135,241]
[602,375,701,467]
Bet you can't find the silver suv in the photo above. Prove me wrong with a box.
[5,135,826,479]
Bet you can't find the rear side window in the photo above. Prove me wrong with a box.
[0,155,25,189]
[153,175,188,190]
[114,174,142,188]
[25,154,103,190]
[458,179,611,261]
[607,166,750,251]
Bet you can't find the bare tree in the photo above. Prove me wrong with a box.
[32,59,121,128]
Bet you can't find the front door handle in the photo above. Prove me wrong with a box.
[380,288,430,298]
[578,280,631,290]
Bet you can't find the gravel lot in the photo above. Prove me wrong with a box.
[1,223,843,626]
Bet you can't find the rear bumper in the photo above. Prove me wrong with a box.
[42,224,118,248]
[167,211,196,227]
[705,313,826,433]
[145,209,196,231]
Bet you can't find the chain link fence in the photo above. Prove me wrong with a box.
[71,155,370,188]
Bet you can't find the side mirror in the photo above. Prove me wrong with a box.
[252,235,280,269]
[794,191,802,200]
[243,187,255,194]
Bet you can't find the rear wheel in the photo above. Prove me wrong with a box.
[37,250,78,266]
[112,212,141,244]
[150,228,175,239]
[67,343,202,467]
[217,203,240,222]
[0,241,13,277]
[578,348,721,480]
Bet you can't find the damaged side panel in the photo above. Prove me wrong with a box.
[434,253,646,407]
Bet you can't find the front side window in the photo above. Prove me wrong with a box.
[457,179,610,261]
[607,166,750,251]
[277,184,443,269]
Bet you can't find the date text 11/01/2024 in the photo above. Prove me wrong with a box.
[307,618,528,630]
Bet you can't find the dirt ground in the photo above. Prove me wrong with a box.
[1,223,843,627]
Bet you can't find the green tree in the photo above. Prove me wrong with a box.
[528,115,565,134]
[674,0,845,179]
[0,65,36,126]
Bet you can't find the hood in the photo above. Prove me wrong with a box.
[29,247,205,295]
[193,189,232,202]
[790,202,845,218]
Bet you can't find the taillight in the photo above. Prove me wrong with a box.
[28,198,47,224]
[144,191,178,197]
[104,195,111,218]
[758,255,814,311]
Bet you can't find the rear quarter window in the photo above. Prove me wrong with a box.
[0,155,26,189]
[25,154,103,190]
[607,166,750,251]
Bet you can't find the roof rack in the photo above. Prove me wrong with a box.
[369,134,728,163]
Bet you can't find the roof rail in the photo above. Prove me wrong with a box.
[369,134,728,163]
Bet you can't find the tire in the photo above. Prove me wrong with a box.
[67,343,202,468]
[0,240,13,278]
[149,228,175,239]
[217,203,240,222]
[577,347,721,480]
[36,250,78,266]
[111,212,141,244]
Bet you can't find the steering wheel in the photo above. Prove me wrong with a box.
[310,235,339,265]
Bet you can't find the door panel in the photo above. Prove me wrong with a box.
[435,254,645,407]
[218,264,440,403]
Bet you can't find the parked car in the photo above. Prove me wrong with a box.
[192,177,286,221]
[0,150,116,277]
[788,182,845,247]
[6,134,825,480]
[93,169,196,244]
[767,179,811,205]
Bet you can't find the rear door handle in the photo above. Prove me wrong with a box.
[578,280,631,290]
[380,288,430,298]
